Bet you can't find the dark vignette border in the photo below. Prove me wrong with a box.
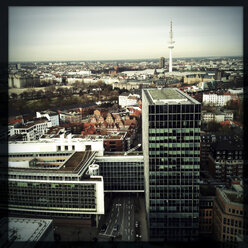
[0,0,247,248]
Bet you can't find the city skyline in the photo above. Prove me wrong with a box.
[9,6,243,62]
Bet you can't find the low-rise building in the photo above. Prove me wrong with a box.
[203,93,232,106]
[36,111,60,127]
[202,109,233,123]
[60,111,82,124]
[0,217,54,247]
[118,92,140,108]
[8,131,104,156]
[3,150,104,227]
[12,118,52,141]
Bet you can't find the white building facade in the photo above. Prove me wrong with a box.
[202,93,232,106]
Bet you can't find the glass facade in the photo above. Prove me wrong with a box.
[143,89,201,241]
[96,157,144,191]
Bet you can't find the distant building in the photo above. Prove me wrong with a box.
[202,93,232,106]
[8,74,27,88]
[60,111,82,124]
[118,93,140,108]
[11,118,52,141]
[36,111,59,127]
[159,57,165,68]
[202,109,233,123]
[213,184,248,244]
[0,217,54,247]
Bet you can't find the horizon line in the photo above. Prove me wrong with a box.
[9,55,243,64]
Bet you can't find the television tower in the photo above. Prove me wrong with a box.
[168,20,175,73]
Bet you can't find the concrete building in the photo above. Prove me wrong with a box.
[8,131,104,156]
[4,150,104,227]
[36,111,60,127]
[8,74,25,88]
[0,217,54,247]
[60,111,82,124]
[201,110,233,123]
[213,184,248,244]
[118,92,140,108]
[159,57,165,68]
[202,93,232,106]
[142,88,201,241]
[12,118,52,141]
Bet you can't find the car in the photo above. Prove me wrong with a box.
[113,224,119,232]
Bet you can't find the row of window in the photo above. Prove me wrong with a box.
[149,114,201,121]
[149,121,201,128]
[149,104,201,113]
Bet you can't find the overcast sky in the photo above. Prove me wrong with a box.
[9,6,243,62]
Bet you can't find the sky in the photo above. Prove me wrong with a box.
[8,6,243,62]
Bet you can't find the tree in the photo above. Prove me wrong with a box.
[207,121,221,132]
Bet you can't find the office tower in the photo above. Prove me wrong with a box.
[168,21,175,73]
[159,57,165,68]
[142,88,201,241]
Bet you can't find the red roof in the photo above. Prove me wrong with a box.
[8,119,23,125]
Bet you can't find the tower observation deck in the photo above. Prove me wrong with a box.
[168,21,175,73]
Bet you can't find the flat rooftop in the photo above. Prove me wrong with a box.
[225,192,244,204]
[145,88,199,105]
[8,151,95,174]
[149,88,185,101]
[0,217,53,245]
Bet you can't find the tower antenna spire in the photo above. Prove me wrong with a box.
[168,20,175,73]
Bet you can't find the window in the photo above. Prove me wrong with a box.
[85,145,91,151]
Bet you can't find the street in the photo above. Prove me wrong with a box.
[98,195,135,241]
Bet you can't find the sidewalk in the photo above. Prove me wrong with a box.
[134,195,149,241]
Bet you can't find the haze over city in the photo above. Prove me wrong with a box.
[9,6,243,62]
